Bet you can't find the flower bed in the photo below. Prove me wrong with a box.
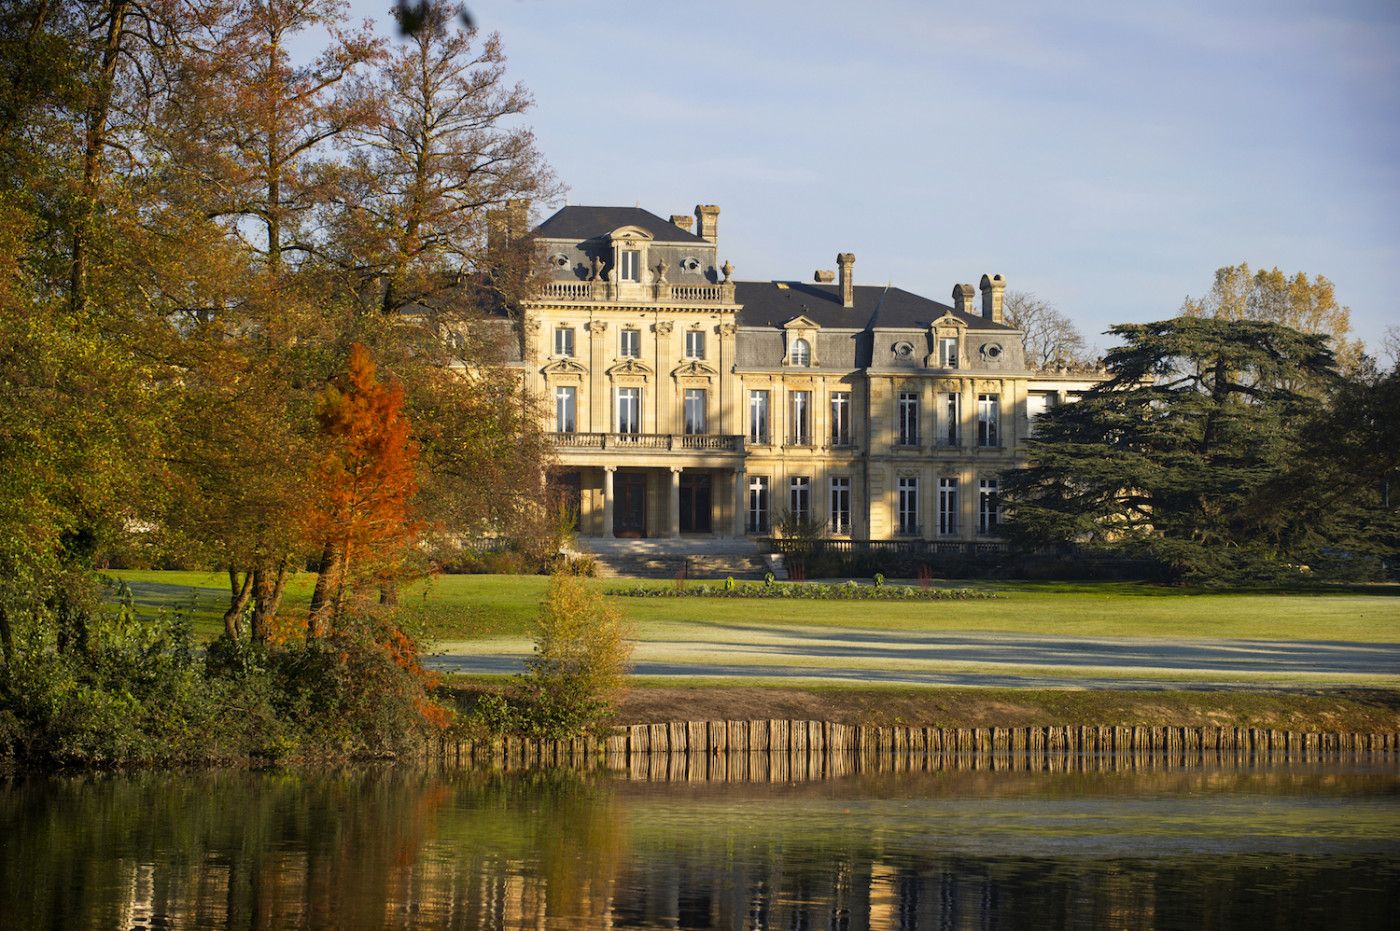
[607,579,1001,601]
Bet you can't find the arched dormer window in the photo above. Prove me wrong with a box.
[791,338,811,367]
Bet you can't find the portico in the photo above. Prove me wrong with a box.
[557,457,747,539]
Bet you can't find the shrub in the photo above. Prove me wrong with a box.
[473,573,632,739]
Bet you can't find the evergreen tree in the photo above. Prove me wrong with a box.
[1002,316,1338,581]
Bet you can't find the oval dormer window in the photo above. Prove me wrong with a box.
[681,257,701,272]
[549,252,569,268]
[893,341,914,359]
[981,342,1003,361]
[791,338,811,367]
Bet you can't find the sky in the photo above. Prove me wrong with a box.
[345,0,1399,354]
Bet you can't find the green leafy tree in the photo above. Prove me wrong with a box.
[1001,316,1337,581]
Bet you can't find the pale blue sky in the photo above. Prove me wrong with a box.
[348,0,1399,352]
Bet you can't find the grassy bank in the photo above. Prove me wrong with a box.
[442,678,1400,734]
[109,571,1400,643]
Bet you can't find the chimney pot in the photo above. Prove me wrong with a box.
[837,253,856,308]
[506,198,530,240]
[670,214,694,231]
[814,270,835,283]
[694,204,720,243]
[979,273,1006,323]
[952,283,977,317]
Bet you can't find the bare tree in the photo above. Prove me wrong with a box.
[1004,291,1092,371]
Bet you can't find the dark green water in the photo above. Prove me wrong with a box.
[1,760,1397,930]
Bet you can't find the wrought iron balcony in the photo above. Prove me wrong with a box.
[549,432,745,454]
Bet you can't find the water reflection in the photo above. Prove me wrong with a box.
[1,760,1396,930]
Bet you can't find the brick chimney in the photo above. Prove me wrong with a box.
[952,283,977,316]
[979,273,1006,323]
[506,198,530,239]
[837,253,855,308]
[694,204,720,243]
[670,214,694,232]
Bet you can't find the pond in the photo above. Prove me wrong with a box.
[1,758,1396,929]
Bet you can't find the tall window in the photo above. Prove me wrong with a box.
[830,391,851,446]
[619,249,640,282]
[979,478,1000,534]
[554,326,575,357]
[683,388,706,435]
[898,477,919,535]
[939,336,959,368]
[789,391,811,445]
[747,476,770,533]
[554,386,576,433]
[1027,391,1053,435]
[938,477,959,536]
[748,390,770,444]
[897,391,919,446]
[685,329,706,359]
[944,392,960,447]
[977,393,1000,447]
[616,387,640,434]
[830,476,851,535]
[619,328,640,358]
[789,476,811,523]
[790,337,811,367]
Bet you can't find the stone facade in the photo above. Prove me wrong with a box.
[518,203,1104,542]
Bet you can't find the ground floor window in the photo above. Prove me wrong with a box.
[897,476,919,535]
[829,476,851,535]
[938,477,959,536]
[747,476,769,533]
[979,478,1000,534]
[789,476,811,523]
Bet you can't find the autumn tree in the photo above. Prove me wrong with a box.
[327,0,559,315]
[1004,291,1094,371]
[1182,263,1364,377]
[304,343,420,635]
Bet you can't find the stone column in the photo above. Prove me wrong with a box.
[668,467,682,538]
[603,466,616,539]
[733,467,748,538]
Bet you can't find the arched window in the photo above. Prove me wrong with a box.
[791,337,811,367]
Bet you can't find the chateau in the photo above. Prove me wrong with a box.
[515,203,1101,543]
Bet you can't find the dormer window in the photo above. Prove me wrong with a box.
[939,336,959,368]
[619,250,641,282]
[791,338,811,367]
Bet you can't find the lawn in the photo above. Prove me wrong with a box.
[107,570,1400,644]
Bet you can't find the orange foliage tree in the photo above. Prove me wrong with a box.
[304,343,421,636]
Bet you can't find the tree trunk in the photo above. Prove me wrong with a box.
[0,605,12,667]
[223,568,253,640]
[250,559,288,642]
[71,0,130,313]
[378,582,398,607]
[306,540,339,640]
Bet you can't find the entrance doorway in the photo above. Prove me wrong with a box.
[679,472,713,534]
[613,472,647,538]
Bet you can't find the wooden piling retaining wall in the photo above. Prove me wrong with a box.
[424,721,1399,777]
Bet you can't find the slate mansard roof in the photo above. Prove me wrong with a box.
[533,206,709,245]
[734,281,1015,332]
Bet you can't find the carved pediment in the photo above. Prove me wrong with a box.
[782,314,821,330]
[929,313,968,331]
[609,225,654,242]
[542,358,588,376]
[671,359,718,379]
[606,357,655,378]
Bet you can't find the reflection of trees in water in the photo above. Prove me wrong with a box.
[0,766,1395,929]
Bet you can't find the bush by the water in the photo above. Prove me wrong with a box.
[0,584,449,770]
[609,580,1000,601]
[468,573,632,739]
